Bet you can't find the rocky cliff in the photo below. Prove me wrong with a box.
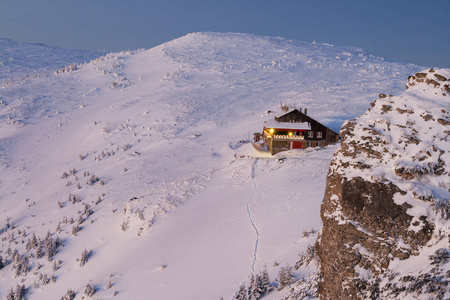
[317,69,450,299]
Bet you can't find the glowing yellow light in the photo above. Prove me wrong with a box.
[269,128,274,133]
[288,132,293,136]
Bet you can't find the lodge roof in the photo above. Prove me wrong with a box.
[264,119,311,130]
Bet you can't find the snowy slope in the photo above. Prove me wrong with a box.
[0,32,422,299]
[0,38,104,87]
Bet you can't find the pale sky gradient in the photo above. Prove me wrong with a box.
[0,0,449,67]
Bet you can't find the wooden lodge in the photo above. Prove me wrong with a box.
[254,109,339,155]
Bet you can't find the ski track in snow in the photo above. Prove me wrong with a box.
[247,159,260,273]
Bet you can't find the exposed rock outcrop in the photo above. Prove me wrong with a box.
[317,69,450,299]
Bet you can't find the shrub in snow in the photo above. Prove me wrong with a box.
[72,225,81,236]
[83,204,93,217]
[61,172,69,179]
[0,255,4,269]
[295,245,315,270]
[79,249,91,267]
[6,284,25,300]
[106,280,113,289]
[52,261,59,272]
[84,283,96,297]
[277,264,295,290]
[68,193,81,204]
[86,174,99,186]
[120,221,129,232]
[39,273,51,285]
[55,63,78,74]
[234,283,247,300]
[429,248,449,265]
[302,228,315,238]
[60,289,76,300]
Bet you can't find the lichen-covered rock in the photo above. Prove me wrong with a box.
[317,69,450,299]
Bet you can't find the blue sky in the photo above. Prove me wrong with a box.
[0,0,449,67]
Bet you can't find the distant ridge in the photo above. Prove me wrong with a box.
[0,37,104,82]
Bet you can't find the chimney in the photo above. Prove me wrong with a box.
[305,108,308,115]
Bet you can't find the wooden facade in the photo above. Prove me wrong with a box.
[260,109,339,155]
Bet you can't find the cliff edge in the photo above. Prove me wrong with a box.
[317,69,449,299]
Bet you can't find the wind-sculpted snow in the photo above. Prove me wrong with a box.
[0,33,427,299]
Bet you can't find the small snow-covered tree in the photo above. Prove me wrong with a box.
[45,235,57,262]
[277,264,295,290]
[52,261,59,272]
[79,249,91,267]
[6,288,14,300]
[259,267,272,294]
[39,273,50,285]
[26,232,38,251]
[7,284,26,300]
[84,283,96,297]
[12,254,28,277]
[248,273,261,300]
[60,289,76,300]
[36,243,44,259]
[295,244,315,269]
[84,204,93,217]
[234,283,248,300]
[72,225,81,236]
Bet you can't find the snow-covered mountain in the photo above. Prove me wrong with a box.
[0,32,424,299]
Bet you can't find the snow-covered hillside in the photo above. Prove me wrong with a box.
[0,33,422,299]
[0,38,104,86]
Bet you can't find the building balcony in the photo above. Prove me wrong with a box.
[271,134,304,141]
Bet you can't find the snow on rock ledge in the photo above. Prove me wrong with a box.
[317,69,449,299]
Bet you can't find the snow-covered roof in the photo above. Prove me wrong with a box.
[264,119,311,130]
